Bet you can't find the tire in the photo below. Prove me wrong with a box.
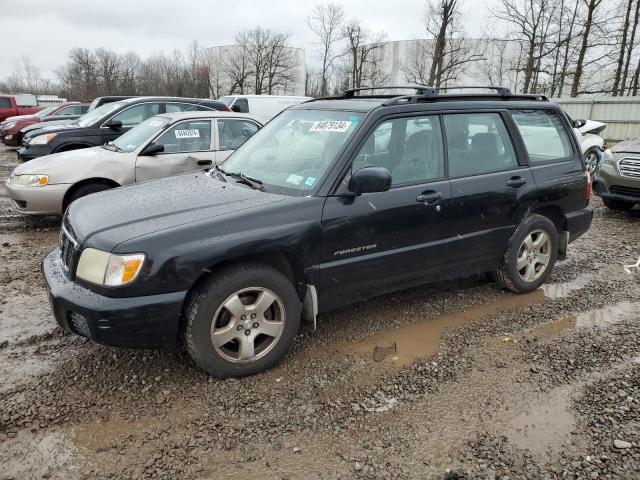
[65,183,113,210]
[185,263,301,378]
[603,199,634,211]
[584,147,600,176]
[494,214,558,293]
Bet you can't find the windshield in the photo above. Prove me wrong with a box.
[76,101,126,127]
[34,106,57,118]
[221,109,362,195]
[110,116,171,152]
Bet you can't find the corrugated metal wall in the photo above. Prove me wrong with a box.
[552,97,640,142]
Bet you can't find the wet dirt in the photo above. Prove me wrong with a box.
[1,145,640,479]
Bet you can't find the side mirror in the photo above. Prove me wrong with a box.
[140,143,164,156]
[348,167,392,195]
[572,119,587,129]
[106,119,122,130]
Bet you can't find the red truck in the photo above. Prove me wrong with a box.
[0,102,89,146]
[0,95,41,123]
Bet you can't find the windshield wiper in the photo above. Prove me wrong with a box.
[213,165,227,182]
[103,141,122,152]
[224,171,264,191]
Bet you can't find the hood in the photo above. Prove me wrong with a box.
[22,119,74,134]
[13,146,112,176]
[579,120,606,135]
[66,172,286,250]
[30,122,82,136]
[611,139,640,154]
[2,114,37,124]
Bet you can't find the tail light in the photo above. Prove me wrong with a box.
[585,171,592,198]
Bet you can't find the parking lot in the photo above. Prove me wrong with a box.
[0,143,638,478]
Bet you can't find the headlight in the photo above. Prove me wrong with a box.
[3,121,16,130]
[30,133,57,145]
[76,248,146,286]
[10,174,49,187]
[601,149,616,166]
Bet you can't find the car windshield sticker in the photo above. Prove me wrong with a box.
[309,121,351,133]
[305,176,316,186]
[286,174,304,185]
[175,129,200,139]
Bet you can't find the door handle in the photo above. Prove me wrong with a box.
[416,191,442,205]
[197,160,213,166]
[506,176,526,188]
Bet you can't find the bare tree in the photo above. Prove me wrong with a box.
[571,0,606,96]
[403,0,484,88]
[306,3,345,96]
[0,56,56,94]
[342,20,387,88]
[95,48,121,94]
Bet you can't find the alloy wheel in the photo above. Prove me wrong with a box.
[516,229,551,282]
[210,287,285,364]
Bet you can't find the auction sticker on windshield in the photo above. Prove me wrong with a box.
[309,121,351,133]
[286,174,304,185]
[175,129,200,139]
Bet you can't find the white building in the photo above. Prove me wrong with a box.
[206,45,306,98]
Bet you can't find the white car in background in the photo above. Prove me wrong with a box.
[219,95,312,121]
[566,114,607,174]
[6,111,262,215]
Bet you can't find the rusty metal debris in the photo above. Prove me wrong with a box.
[372,342,397,362]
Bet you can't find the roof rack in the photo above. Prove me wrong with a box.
[435,85,512,96]
[343,85,437,97]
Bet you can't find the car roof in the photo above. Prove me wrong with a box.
[157,111,263,124]
[221,95,311,99]
[119,96,224,105]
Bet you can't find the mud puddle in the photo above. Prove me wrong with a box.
[73,417,157,452]
[521,301,640,341]
[502,385,576,458]
[542,273,594,299]
[337,290,545,366]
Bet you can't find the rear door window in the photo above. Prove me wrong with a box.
[443,113,518,177]
[511,110,573,163]
[217,119,260,150]
[0,98,11,109]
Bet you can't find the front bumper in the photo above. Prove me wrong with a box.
[593,162,640,204]
[3,133,19,146]
[17,144,51,161]
[5,182,69,215]
[42,249,187,349]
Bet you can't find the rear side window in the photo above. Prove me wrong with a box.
[443,113,518,177]
[511,110,573,163]
[0,98,11,109]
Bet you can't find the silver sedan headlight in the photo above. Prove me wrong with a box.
[8,174,49,187]
[76,248,146,286]
[3,121,16,130]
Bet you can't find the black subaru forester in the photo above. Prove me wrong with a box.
[43,86,593,378]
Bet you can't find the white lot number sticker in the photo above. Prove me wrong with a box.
[175,129,200,139]
[309,121,351,133]
[286,174,304,185]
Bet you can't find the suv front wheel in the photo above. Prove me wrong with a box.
[185,263,301,378]
[494,214,558,293]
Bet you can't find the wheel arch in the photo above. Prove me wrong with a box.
[54,142,94,153]
[62,177,120,210]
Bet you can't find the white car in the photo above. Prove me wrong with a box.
[6,111,262,215]
[567,115,606,174]
[218,95,312,121]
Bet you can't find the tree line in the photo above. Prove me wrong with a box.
[2,0,640,99]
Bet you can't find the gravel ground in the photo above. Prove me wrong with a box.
[0,144,639,480]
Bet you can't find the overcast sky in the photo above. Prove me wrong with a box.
[0,0,497,80]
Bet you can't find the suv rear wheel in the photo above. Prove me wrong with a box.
[185,263,301,378]
[494,214,558,293]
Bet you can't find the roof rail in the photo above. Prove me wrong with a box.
[435,85,511,96]
[343,85,436,97]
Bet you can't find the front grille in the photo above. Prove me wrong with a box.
[610,185,640,197]
[619,157,640,178]
[59,220,80,275]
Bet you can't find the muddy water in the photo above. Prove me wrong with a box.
[339,290,545,366]
[542,273,594,299]
[73,417,156,452]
